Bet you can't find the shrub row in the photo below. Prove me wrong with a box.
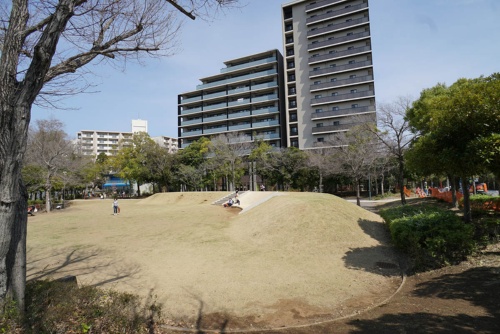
[380,205,475,271]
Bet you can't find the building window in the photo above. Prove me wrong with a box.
[349,60,355,64]
[316,123,323,127]
[332,92,338,96]
[331,78,337,82]
[312,53,319,57]
[330,64,337,67]
[347,32,353,36]
[329,50,336,54]
[348,46,354,50]
[351,89,357,93]
[328,37,335,40]
[315,108,323,113]
[315,94,322,99]
[290,113,298,121]
[291,139,299,148]
[312,40,319,44]
[351,104,358,108]
[332,106,339,111]
[314,80,321,85]
[313,67,321,71]
[288,74,296,81]
[346,18,352,22]
[350,74,356,78]
[334,121,340,126]
[317,138,324,142]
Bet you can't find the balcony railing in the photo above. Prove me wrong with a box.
[228,123,252,131]
[203,90,226,101]
[181,130,203,137]
[228,98,250,107]
[305,0,345,12]
[220,57,276,74]
[227,86,250,95]
[308,16,369,38]
[311,105,375,119]
[312,123,353,133]
[228,110,251,119]
[253,120,279,128]
[196,69,277,90]
[252,106,279,115]
[254,133,280,140]
[252,94,278,103]
[252,81,278,91]
[310,75,374,91]
[311,90,375,105]
[308,31,370,51]
[204,101,227,111]
[180,95,202,105]
[309,45,371,64]
[181,107,203,115]
[306,3,368,25]
[310,60,372,77]
[203,114,227,123]
[204,127,227,134]
[180,118,203,126]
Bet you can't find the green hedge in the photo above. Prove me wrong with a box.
[380,206,475,271]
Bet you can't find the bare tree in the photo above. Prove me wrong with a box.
[305,147,336,193]
[327,127,379,206]
[0,0,239,310]
[209,133,253,191]
[25,119,75,212]
[368,96,415,205]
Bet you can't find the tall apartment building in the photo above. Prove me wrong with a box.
[282,0,376,149]
[178,49,286,149]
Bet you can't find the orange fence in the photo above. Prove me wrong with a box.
[429,188,463,203]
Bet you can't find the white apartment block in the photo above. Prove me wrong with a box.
[77,130,133,156]
[152,136,179,153]
[77,119,178,156]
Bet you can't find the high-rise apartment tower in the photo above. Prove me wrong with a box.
[178,50,286,149]
[282,0,376,149]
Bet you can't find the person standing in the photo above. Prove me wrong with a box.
[113,198,119,215]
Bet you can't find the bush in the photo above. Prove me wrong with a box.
[380,206,475,271]
[23,279,161,333]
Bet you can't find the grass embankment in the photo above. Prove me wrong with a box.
[4,192,403,332]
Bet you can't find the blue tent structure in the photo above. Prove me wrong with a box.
[103,176,130,190]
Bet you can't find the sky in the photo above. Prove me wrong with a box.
[31,0,500,139]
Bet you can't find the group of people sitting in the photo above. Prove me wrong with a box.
[223,197,240,208]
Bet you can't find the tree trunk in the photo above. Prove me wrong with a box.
[45,188,52,212]
[450,176,459,209]
[319,171,323,193]
[381,174,385,196]
[356,179,361,206]
[398,158,406,205]
[461,176,472,223]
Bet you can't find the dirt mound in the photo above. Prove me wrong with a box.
[27,192,402,331]
[137,191,230,206]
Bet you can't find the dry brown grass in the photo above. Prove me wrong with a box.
[27,192,402,330]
